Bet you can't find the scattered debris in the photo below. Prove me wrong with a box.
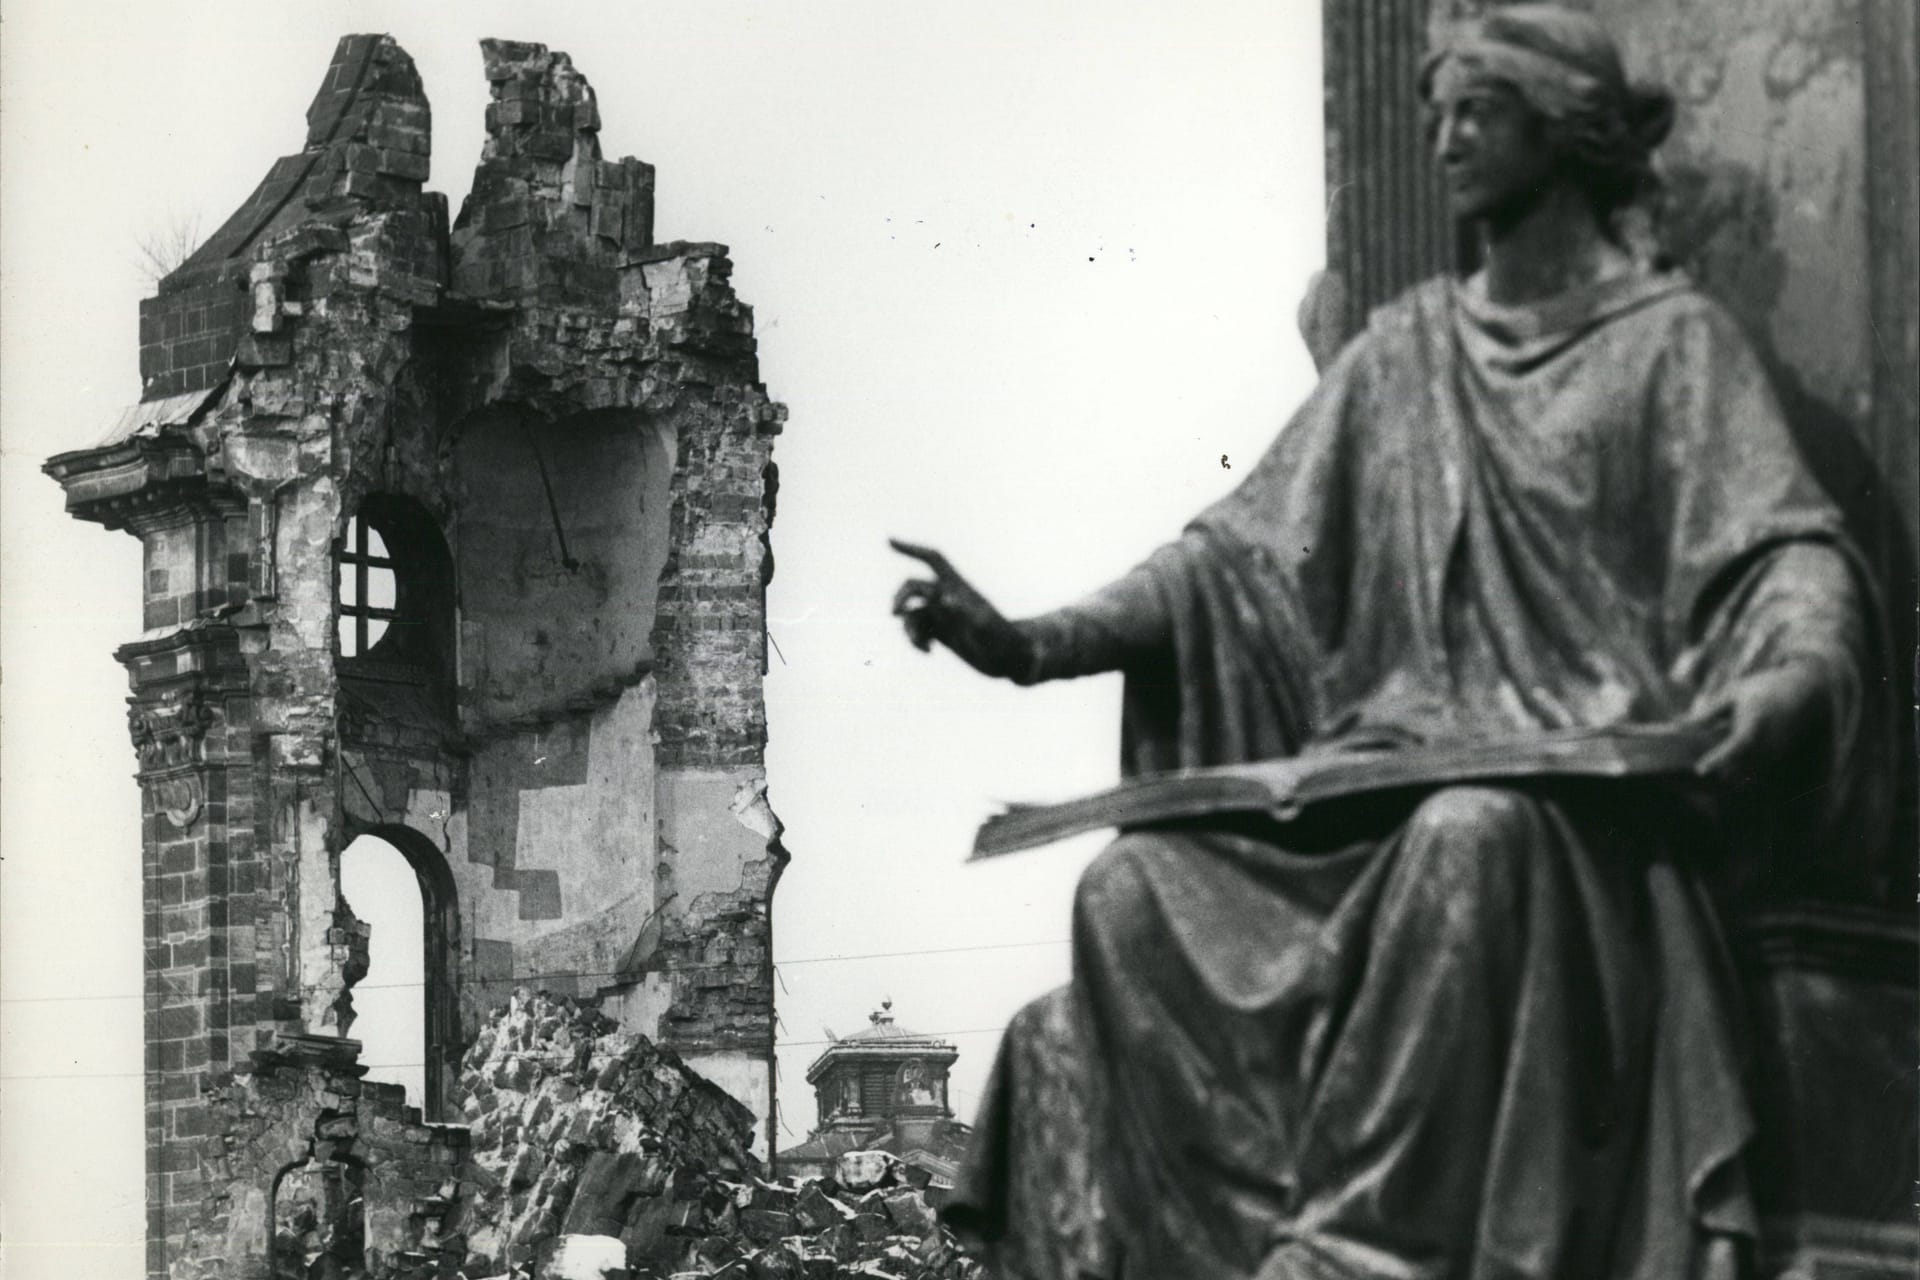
[450,991,984,1279]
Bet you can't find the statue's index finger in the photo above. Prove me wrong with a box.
[888,538,956,579]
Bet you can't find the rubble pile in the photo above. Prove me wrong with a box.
[453,991,984,1279]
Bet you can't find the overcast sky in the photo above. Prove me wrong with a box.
[0,3,1324,1273]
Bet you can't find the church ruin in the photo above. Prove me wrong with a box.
[44,34,787,1278]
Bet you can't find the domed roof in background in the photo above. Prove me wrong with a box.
[839,999,942,1044]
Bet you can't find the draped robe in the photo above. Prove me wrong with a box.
[942,272,1886,1280]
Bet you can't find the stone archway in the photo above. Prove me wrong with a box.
[339,824,462,1119]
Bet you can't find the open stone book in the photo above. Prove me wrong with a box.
[972,720,1726,859]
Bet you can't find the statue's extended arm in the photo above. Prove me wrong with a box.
[1016,562,1169,682]
[892,540,1170,684]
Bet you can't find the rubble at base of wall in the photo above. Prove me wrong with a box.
[454,991,984,1280]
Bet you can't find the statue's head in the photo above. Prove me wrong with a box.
[1420,5,1674,236]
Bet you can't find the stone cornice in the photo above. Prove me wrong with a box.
[43,437,233,534]
[115,621,248,669]
[804,1041,959,1086]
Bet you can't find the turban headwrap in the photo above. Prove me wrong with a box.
[1421,4,1676,218]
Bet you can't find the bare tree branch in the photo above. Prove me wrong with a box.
[133,209,206,286]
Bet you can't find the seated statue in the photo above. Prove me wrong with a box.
[889,7,1892,1278]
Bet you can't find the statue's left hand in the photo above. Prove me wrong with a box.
[1694,661,1829,787]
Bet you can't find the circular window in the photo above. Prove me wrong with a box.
[332,495,454,687]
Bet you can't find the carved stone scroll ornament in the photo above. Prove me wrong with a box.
[127,686,219,773]
[128,687,218,827]
[127,687,219,825]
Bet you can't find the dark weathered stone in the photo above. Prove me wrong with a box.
[1317,3,1917,1274]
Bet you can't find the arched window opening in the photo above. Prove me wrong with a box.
[337,517,397,657]
[340,834,426,1107]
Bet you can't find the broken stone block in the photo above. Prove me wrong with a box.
[561,1150,666,1236]
[736,1207,794,1245]
[744,1241,803,1279]
[881,1191,937,1237]
[789,1182,841,1233]
[694,1233,743,1267]
[833,1150,891,1191]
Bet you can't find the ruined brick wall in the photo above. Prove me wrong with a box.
[450,38,656,302]
[140,279,252,401]
[139,34,436,401]
[161,1039,471,1280]
[47,32,789,1280]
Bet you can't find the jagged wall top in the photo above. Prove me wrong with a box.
[161,35,433,296]
[478,40,600,162]
[450,39,656,305]
[137,34,439,401]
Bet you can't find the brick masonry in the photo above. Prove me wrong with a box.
[46,33,788,1280]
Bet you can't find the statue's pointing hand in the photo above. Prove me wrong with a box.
[890,539,1038,682]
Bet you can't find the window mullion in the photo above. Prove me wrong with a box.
[356,526,369,654]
